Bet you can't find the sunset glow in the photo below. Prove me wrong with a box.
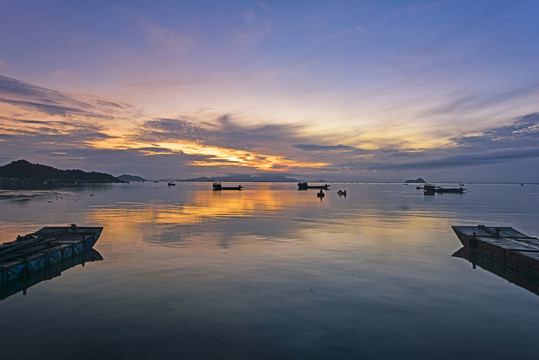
[0,0,538,181]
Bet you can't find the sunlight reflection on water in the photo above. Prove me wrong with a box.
[1,183,539,359]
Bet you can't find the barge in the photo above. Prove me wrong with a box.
[1,224,103,285]
[452,225,539,278]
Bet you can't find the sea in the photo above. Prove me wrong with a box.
[1,182,539,360]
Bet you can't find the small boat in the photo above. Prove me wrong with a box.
[298,182,330,190]
[317,190,325,198]
[424,184,465,194]
[168,182,175,186]
[213,182,243,190]
[337,190,347,196]
[1,224,103,285]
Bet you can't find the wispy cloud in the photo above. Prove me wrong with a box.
[137,16,193,52]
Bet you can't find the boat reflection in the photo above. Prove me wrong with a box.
[452,247,539,296]
[0,248,103,300]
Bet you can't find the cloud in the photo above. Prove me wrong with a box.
[0,75,132,119]
[379,148,539,171]
[137,16,192,52]
[374,113,539,171]
[1,74,538,181]
[424,84,539,117]
[293,144,369,154]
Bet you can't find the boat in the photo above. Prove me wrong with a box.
[212,182,243,190]
[337,190,347,196]
[424,184,465,194]
[1,224,103,285]
[168,182,175,186]
[452,225,539,278]
[317,190,325,198]
[298,182,330,190]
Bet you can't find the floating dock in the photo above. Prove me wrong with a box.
[452,225,539,278]
[0,225,103,285]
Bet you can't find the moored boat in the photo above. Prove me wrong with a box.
[1,224,103,284]
[213,182,243,190]
[298,182,330,190]
[424,184,465,194]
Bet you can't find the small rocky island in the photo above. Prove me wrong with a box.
[404,177,427,183]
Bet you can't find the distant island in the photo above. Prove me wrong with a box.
[0,160,124,185]
[181,174,298,182]
[117,174,146,182]
[404,178,427,183]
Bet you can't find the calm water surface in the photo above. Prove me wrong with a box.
[1,182,539,359]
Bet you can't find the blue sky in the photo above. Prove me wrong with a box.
[1,0,538,181]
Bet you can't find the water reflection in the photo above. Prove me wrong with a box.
[0,249,103,300]
[1,183,539,360]
[453,247,539,296]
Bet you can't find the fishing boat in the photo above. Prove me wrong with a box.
[452,225,539,278]
[212,182,243,190]
[337,190,347,196]
[0,224,103,285]
[424,184,465,194]
[317,190,325,198]
[298,182,330,190]
[168,182,175,186]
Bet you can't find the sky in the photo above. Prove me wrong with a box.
[1,0,538,182]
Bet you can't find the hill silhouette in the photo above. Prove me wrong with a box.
[0,160,124,183]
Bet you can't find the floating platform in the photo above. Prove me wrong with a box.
[0,225,103,285]
[452,225,539,278]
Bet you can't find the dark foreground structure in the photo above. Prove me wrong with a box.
[452,225,539,278]
[0,225,103,287]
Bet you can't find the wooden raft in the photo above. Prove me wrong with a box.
[0,225,103,285]
[452,225,539,278]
